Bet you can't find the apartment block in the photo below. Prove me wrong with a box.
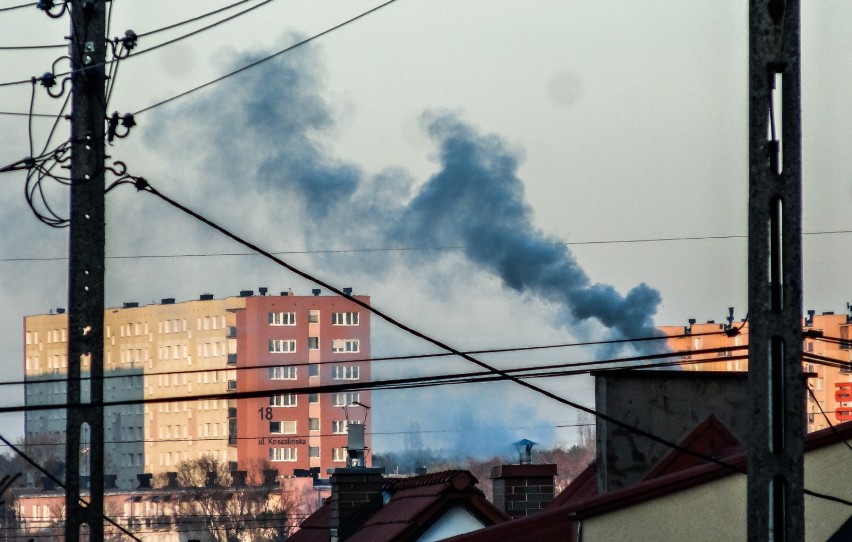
[661,310,852,432]
[23,289,370,489]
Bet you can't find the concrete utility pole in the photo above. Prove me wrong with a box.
[747,1,805,540]
[66,0,107,540]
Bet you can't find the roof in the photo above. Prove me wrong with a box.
[446,419,852,542]
[289,469,508,542]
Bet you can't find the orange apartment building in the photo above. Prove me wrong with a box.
[234,292,371,475]
[661,309,852,432]
[23,289,371,490]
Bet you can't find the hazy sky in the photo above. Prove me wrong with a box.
[1,0,851,457]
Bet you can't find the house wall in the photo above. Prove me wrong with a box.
[581,440,851,542]
[594,370,750,492]
[416,506,487,542]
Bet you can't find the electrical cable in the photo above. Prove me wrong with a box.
[4,229,852,261]
[0,1,33,13]
[0,0,267,52]
[133,0,401,115]
[110,178,852,508]
[1,422,598,448]
[0,432,142,541]
[5,353,748,415]
[125,0,275,60]
[6,333,737,388]
[137,0,263,38]
[806,387,852,454]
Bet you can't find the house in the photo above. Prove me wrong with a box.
[289,468,510,542]
[444,417,852,542]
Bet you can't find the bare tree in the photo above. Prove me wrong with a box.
[173,455,298,542]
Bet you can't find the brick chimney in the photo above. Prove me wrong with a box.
[490,464,557,518]
[136,473,153,489]
[328,467,384,542]
[231,470,247,488]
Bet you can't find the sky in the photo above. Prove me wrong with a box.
[1,0,852,459]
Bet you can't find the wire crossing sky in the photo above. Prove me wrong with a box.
[2,0,852,455]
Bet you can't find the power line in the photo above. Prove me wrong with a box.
[4,229,852,263]
[807,387,852,454]
[4,353,745,414]
[0,1,33,13]
[133,0,401,115]
[7,332,733,388]
[0,0,264,51]
[0,433,142,541]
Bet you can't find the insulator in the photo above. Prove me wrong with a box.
[39,72,56,88]
[123,30,138,50]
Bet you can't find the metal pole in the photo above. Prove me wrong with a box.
[66,0,106,540]
[747,1,805,540]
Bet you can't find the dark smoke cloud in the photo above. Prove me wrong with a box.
[394,114,664,351]
[146,41,663,351]
[139,39,665,453]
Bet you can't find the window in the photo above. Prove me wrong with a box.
[309,446,320,458]
[332,312,359,326]
[309,364,319,377]
[309,393,319,404]
[334,392,360,407]
[332,339,360,353]
[269,339,296,353]
[270,394,297,407]
[269,312,296,326]
[270,448,297,462]
[308,337,319,350]
[309,418,319,431]
[269,366,297,380]
[332,366,360,380]
[270,421,297,434]
[309,310,320,323]
[332,420,348,434]
[332,448,348,462]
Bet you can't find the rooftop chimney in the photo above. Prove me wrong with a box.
[328,467,385,542]
[807,309,816,326]
[514,439,536,465]
[342,287,353,296]
[56,308,66,314]
[239,290,254,297]
[490,463,557,518]
[200,293,214,301]
[161,297,175,305]
[259,287,268,296]
[41,476,56,492]
[263,469,279,487]
[136,473,152,489]
[123,301,139,308]
[312,288,321,296]
[231,470,247,488]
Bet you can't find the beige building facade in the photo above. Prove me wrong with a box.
[24,293,307,488]
[660,311,852,432]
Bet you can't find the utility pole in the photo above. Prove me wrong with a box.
[66,0,107,540]
[747,1,804,540]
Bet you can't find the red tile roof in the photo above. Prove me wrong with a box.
[289,470,508,542]
[446,419,852,542]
